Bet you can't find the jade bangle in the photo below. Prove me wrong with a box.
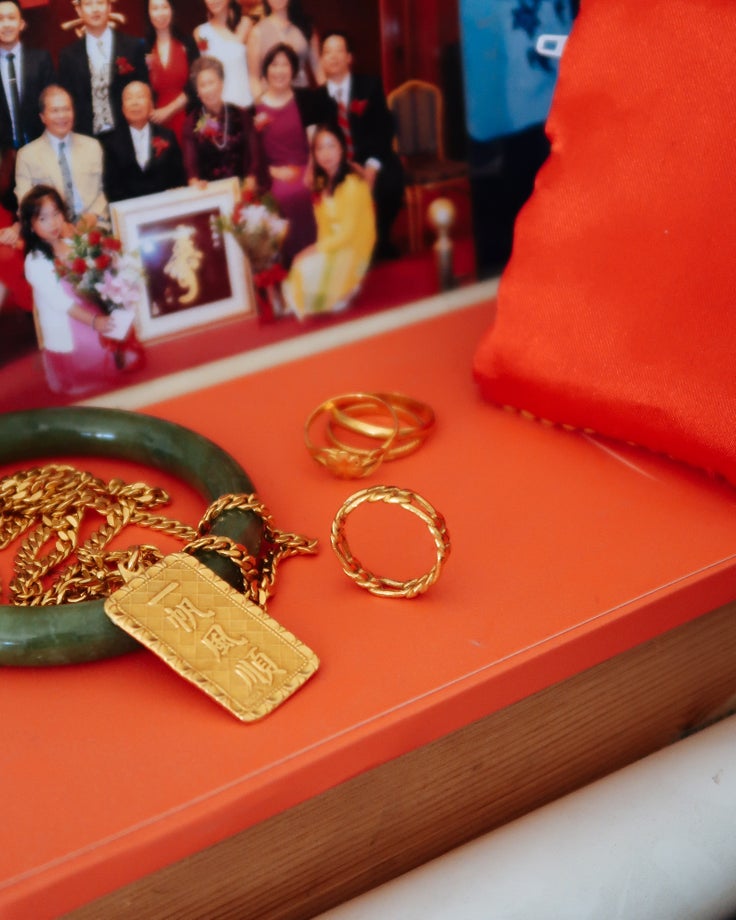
[0,407,259,667]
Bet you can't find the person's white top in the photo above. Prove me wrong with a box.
[129,123,151,169]
[85,26,113,71]
[25,249,76,353]
[196,22,253,108]
[326,75,351,103]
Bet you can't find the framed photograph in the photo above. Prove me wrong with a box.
[3,1,494,415]
[111,179,253,341]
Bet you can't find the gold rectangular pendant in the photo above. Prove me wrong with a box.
[104,553,319,721]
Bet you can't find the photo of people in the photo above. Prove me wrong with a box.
[0,0,569,412]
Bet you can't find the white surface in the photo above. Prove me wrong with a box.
[318,716,736,920]
[80,278,498,410]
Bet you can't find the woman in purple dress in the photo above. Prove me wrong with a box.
[253,42,328,267]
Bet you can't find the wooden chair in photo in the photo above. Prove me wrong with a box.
[387,79,469,252]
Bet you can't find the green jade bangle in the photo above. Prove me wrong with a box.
[0,407,260,667]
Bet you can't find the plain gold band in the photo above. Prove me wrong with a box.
[326,392,435,462]
[330,485,450,598]
[330,392,435,440]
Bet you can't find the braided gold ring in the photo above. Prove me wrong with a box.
[330,485,450,598]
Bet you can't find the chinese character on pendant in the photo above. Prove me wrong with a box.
[201,623,249,658]
[234,650,287,689]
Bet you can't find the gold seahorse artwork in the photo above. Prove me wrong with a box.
[163,227,204,305]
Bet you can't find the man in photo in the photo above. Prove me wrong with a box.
[102,81,186,202]
[317,30,404,260]
[0,0,55,210]
[15,85,108,227]
[58,0,148,139]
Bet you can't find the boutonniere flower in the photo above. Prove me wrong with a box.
[253,111,273,132]
[116,56,135,75]
[349,99,368,116]
[196,36,209,51]
[152,136,170,157]
[195,113,219,140]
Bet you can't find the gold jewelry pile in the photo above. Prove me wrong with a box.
[304,392,436,479]
[0,464,316,609]
[0,463,321,719]
[304,392,449,598]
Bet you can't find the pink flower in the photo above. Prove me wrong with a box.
[195,113,220,139]
[116,57,135,75]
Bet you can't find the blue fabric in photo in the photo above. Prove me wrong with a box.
[459,0,574,140]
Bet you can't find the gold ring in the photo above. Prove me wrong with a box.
[330,485,450,598]
[305,394,398,478]
[327,392,435,461]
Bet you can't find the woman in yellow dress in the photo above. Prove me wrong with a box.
[284,124,376,318]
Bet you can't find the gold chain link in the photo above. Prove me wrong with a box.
[0,465,317,608]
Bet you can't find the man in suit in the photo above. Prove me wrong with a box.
[15,85,108,226]
[102,81,186,202]
[0,0,55,211]
[317,30,405,260]
[58,0,148,139]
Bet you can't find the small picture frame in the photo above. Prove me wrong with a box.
[111,179,253,341]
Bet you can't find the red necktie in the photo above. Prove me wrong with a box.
[336,88,354,160]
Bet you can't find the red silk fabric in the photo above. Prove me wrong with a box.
[473,0,736,483]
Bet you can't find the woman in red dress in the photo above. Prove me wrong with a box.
[145,0,200,146]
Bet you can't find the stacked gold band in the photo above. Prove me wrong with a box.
[327,392,435,461]
[305,393,399,479]
[330,485,451,598]
[305,392,436,478]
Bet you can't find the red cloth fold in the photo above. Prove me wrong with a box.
[473,0,736,483]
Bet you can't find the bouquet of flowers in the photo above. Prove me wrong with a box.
[217,187,289,283]
[54,221,146,368]
[54,221,145,323]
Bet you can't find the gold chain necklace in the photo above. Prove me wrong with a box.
[0,463,320,721]
[0,464,315,609]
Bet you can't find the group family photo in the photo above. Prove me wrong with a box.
[0,0,410,401]
[0,0,567,408]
